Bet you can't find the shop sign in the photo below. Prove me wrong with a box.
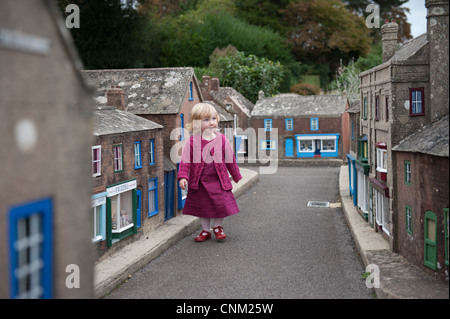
[107,180,137,197]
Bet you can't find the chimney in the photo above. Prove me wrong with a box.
[107,86,125,111]
[211,77,220,91]
[201,75,212,100]
[381,21,399,62]
[425,0,449,121]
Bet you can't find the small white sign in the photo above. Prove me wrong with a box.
[107,180,137,197]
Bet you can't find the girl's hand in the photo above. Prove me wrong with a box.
[179,178,188,190]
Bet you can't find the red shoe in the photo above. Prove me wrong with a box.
[213,226,227,240]
[195,230,211,242]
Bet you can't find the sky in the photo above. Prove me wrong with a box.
[404,0,427,38]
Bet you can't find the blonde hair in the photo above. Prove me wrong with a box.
[186,103,220,132]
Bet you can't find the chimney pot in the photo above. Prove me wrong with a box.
[211,77,220,91]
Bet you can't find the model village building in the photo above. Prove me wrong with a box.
[1,0,94,298]
[346,0,448,281]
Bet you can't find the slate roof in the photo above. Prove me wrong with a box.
[93,105,163,136]
[210,87,254,117]
[203,100,233,122]
[391,33,428,62]
[82,68,201,115]
[392,115,449,157]
[251,94,346,118]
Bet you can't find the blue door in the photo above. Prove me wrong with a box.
[314,140,321,157]
[164,170,175,220]
[285,138,294,157]
[136,189,141,228]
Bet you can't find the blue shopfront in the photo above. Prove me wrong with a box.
[295,134,340,158]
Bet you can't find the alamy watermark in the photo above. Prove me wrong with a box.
[65,4,80,29]
[169,122,279,175]
[365,4,380,29]
[364,264,380,289]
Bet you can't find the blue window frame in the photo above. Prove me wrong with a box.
[264,119,272,132]
[149,139,155,166]
[148,178,159,217]
[134,141,142,169]
[410,87,425,116]
[189,82,194,101]
[285,118,293,131]
[180,114,185,140]
[310,118,319,131]
[8,198,53,299]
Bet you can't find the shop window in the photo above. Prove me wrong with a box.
[299,139,313,152]
[8,198,53,299]
[134,141,142,169]
[410,87,425,116]
[113,144,123,172]
[111,192,134,233]
[374,188,389,235]
[404,161,411,185]
[405,205,413,235]
[149,139,155,165]
[321,139,336,151]
[310,118,319,131]
[285,118,293,131]
[148,178,159,217]
[92,145,101,177]
[261,140,276,150]
[264,119,272,132]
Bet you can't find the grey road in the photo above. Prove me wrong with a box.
[105,166,374,299]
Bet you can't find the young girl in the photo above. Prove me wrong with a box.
[178,103,242,242]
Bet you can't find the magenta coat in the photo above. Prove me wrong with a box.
[178,133,242,191]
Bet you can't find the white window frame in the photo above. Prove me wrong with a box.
[376,147,387,173]
[298,139,314,152]
[374,188,390,235]
[113,144,123,172]
[111,191,134,233]
[320,138,337,152]
[92,145,101,177]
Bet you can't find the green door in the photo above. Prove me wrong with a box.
[424,210,437,270]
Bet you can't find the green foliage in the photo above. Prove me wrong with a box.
[213,51,284,103]
[290,83,322,96]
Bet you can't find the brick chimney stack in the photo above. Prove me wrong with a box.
[211,77,220,91]
[381,20,399,62]
[107,86,125,111]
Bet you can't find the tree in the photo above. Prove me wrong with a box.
[213,50,284,103]
[55,0,157,69]
[283,0,372,72]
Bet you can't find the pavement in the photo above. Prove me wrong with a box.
[339,165,449,299]
[94,165,449,299]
